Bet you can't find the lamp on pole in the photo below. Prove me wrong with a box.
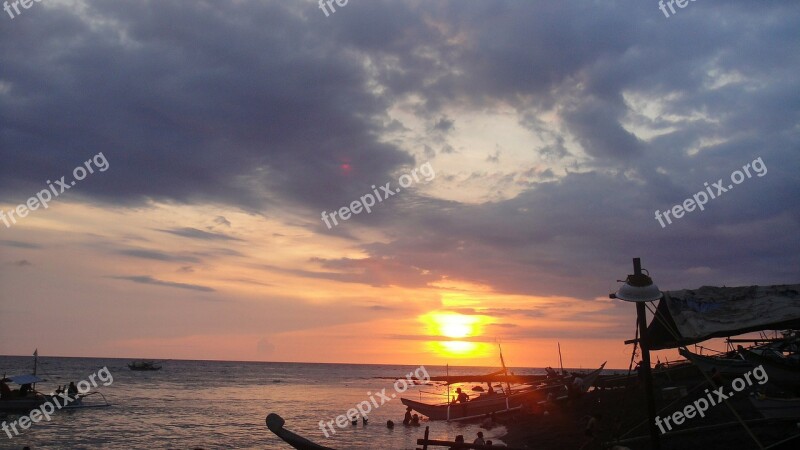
[610,257,662,450]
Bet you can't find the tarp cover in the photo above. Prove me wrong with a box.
[7,374,45,385]
[646,284,800,350]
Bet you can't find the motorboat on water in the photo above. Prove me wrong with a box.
[128,360,163,371]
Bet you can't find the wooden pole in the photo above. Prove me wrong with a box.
[418,426,429,450]
[633,258,661,450]
[416,435,529,450]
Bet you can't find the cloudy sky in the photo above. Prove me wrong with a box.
[1,0,798,368]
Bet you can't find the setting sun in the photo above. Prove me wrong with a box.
[418,311,495,359]
[442,323,469,338]
[421,312,485,338]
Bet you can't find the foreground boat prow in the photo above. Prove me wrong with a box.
[266,413,337,450]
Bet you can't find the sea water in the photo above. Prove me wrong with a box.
[0,356,543,449]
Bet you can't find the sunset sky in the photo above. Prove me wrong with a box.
[1,0,798,369]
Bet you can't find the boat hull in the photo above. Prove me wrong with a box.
[749,397,800,419]
[679,348,754,376]
[266,413,336,450]
[0,396,46,413]
[739,349,800,387]
[401,362,605,421]
[401,389,544,421]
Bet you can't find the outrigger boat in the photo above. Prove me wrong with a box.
[1,351,110,413]
[614,280,800,449]
[0,374,48,413]
[402,385,548,421]
[266,413,336,450]
[402,360,606,421]
[50,391,111,410]
[677,347,754,376]
[738,347,800,389]
[749,396,800,419]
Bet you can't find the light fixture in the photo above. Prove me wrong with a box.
[613,273,663,303]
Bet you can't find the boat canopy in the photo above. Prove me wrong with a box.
[6,374,45,385]
[646,284,800,350]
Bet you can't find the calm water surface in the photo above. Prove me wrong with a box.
[0,357,551,449]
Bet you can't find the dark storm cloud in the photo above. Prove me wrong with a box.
[259,256,438,288]
[158,227,242,242]
[110,275,215,293]
[445,308,546,319]
[214,216,231,227]
[309,1,799,299]
[485,323,631,340]
[562,97,645,159]
[1,0,798,305]
[313,160,798,302]
[0,0,411,211]
[433,117,455,133]
[0,240,41,249]
[117,248,201,263]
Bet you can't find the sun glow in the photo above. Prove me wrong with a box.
[421,312,484,338]
[418,311,494,359]
[427,340,493,359]
[441,341,476,353]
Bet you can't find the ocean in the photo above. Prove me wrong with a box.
[0,356,553,449]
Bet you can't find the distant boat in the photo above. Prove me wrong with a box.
[266,413,336,450]
[128,360,162,371]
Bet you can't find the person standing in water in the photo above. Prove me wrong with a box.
[403,406,413,425]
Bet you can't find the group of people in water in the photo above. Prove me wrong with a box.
[385,406,498,447]
[386,406,421,428]
[450,431,495,448]
[402,406,421,426]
